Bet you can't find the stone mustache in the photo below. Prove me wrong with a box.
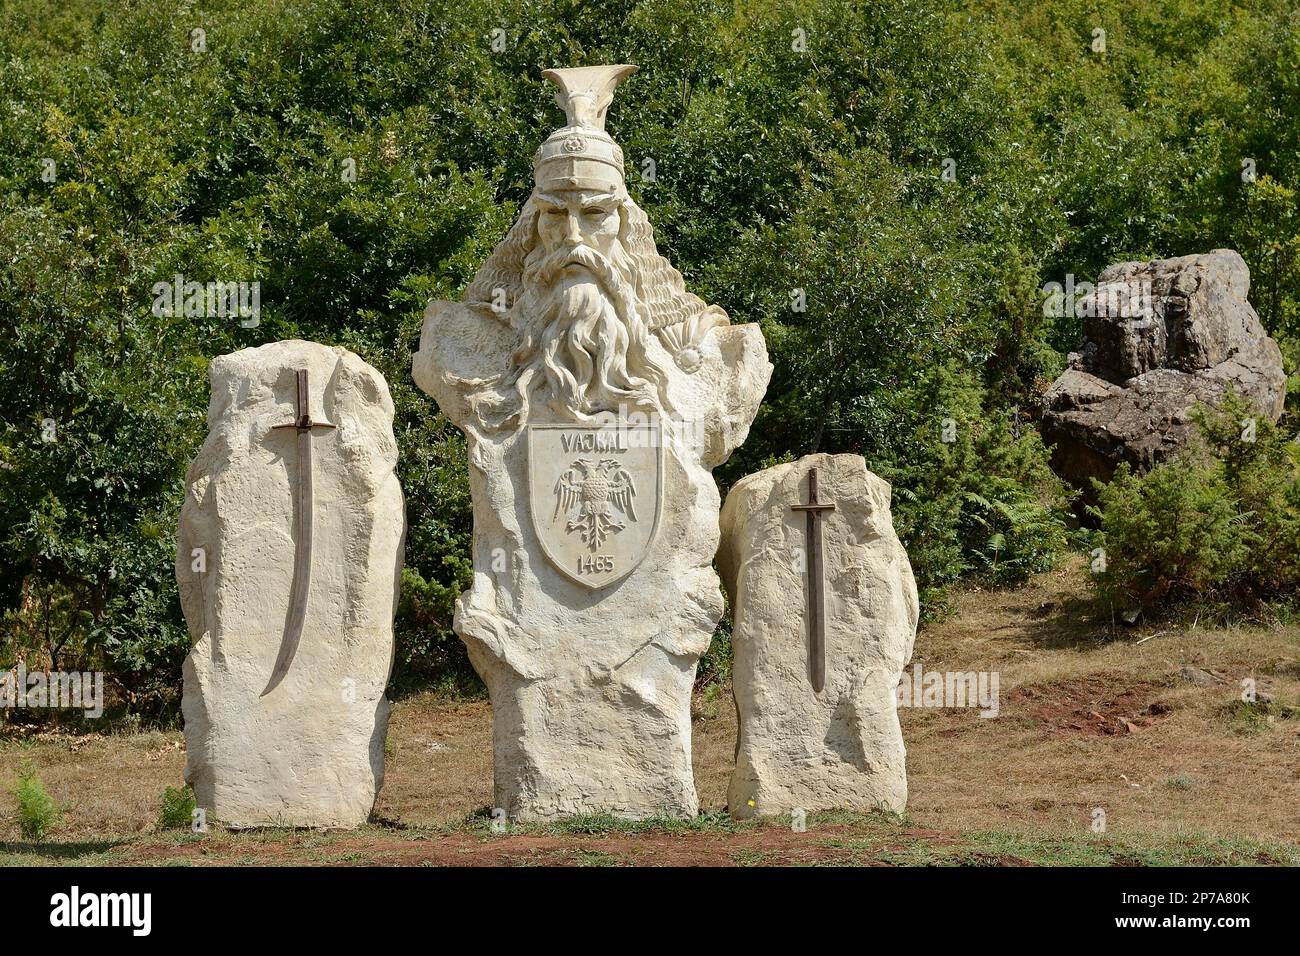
[414,65,772,819]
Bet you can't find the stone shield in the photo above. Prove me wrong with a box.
[527,421,662,588]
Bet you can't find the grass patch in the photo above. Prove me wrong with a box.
[812,826,1300,867]
[571,849,624,867]
[809,808,907,829]
[523,809,753,837]
[941,830,1299,866]
[0,839,126,866]
[1218,698,1300,735]
[157,785,196,830]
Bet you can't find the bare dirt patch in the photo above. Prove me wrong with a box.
[1009,674,1175,736]
[901,560,1300,845]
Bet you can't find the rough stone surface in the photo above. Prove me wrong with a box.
[719,453,918,818]
[1042,249,1286,492]
[177,340,404,828]
[413,65,771,820]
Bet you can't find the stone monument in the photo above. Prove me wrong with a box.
[718,453,918,817]
[177,340,404,828]
[413,65,771,820]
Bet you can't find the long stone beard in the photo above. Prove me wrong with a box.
[488,243,672,426]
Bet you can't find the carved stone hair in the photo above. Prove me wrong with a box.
[462,192,728,362]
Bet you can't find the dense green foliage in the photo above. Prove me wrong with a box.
[1,0,1297,714]
[1093,393,1300,613]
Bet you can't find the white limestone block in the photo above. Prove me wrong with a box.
[719,453,918,818]
[176,340,404,828]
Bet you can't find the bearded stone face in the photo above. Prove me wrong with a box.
[535,189,622,261]
[503,187,672,422]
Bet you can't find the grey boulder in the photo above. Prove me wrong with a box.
[1041,249,1286,493]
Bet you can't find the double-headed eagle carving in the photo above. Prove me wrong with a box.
[553,457,638,550]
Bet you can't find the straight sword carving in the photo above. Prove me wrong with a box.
[792,466,836,694]
[262,368,335,697]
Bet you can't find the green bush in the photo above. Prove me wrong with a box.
[871,365,1073,611]
[157,784,197,830]
[10,762,62,841]
[1091,392,1300,612]
[1091,459,1241,609]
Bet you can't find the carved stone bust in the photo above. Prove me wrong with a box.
[414,65,771,820]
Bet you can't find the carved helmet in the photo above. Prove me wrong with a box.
[533,65,638,193]
[462,64,729,374]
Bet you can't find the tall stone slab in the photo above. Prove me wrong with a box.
[176,340,404,828]
[414,65,771,820]
[718,454,918,818]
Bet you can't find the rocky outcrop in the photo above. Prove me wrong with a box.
[1041,249,1286,492]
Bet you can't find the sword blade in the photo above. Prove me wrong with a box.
[807,509,826,693]
[262,424,314,696]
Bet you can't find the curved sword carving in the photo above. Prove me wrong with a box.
[262,368,334,697]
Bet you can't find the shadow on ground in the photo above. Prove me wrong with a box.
[0,838,128,860]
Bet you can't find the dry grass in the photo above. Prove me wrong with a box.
[903,560,1300,847]
[0,730,185,842]
[1,560,1297,863]
[372,697,494,827]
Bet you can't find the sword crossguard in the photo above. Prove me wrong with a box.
[273,417,336,432]
[271,368,337,432]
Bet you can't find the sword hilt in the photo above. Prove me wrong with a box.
[792,468,835,513]
[271,368,337,432]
